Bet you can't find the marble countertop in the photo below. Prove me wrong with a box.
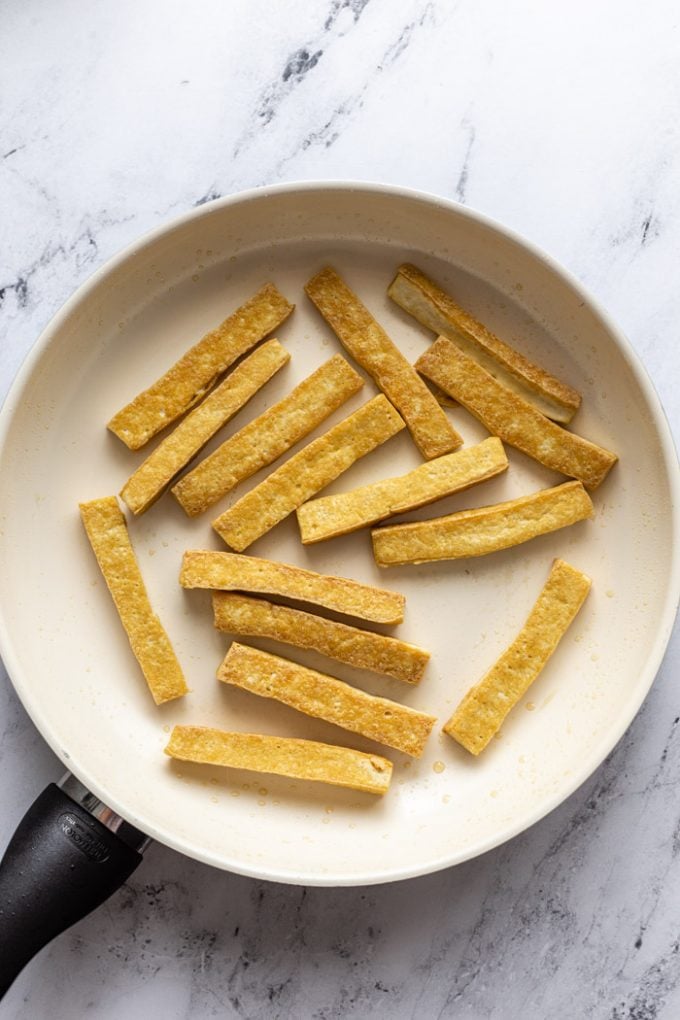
[2,1,680,1016]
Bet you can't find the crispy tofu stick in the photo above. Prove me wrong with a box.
[218,644,436,757]
[213,592,429,684]
[305,267,461,459]
[172,354,363,516]
[79,497,188,704]
[389,263,581,423]
[443,559,591,754]
[372,481,593,567]
[213,395,405,551]
[180,551,405,624]
[416,338,617,490]
[297,437,508,544]
[108,283,294,449]
[165,726,393,795]
[120,339,290,515]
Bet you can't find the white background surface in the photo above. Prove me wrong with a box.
[1,1,679,1017]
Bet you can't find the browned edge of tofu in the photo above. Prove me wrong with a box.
[389,263,581,422]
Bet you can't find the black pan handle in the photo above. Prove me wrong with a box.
[0,777,149,998]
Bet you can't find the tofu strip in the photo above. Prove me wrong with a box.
[297,437,508,544]
[213,592,429,683]
[416,337,617,490]
[443,559,591,754]
[212,395,405,551]
[172,354,363,516]
[179,550,405,624]
[79,497,188,704]
[218,643,436,757]
[108,283,294,449]
[389,263,581,423]
[120,339,290,515]
[305,267,461,459]
[165,726,393,795]
[372,481,593,567]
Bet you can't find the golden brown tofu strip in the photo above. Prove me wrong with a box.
[179,550,405,624]
[305,266,461,459]
[165,726,393,795]
[389,263,581,423]
[108,283,294,449]
[218,643,435,757]
[120,339,290,515]
[297,437,508,544]
[416,337,617,490]
[212,395,405,551]
[372,481,593,567]
[172,354,363,516]
[213,592,429,684]
[79,497,188,704]
[443,559,591,754]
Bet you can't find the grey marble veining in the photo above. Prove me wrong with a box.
[2,0,680,1017]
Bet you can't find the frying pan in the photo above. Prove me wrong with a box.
[0,183,678,995]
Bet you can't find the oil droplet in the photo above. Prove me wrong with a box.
[241,783,250,791]
[591,653,599,662]
[191,274,200,282]
[257,799,266,807]
[606,590,615,598]
[210,795,218,804]
[322,817,330,824]
[162,724,170,733]
[148,548,156,557]
[442,794,451,804]
[489,790,498,798]
[209,777,218,785]
[432,761,445,774]
[230,790,240,798]
[525,702,536,712]
[258,787,268,796]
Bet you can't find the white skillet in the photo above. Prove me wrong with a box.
[0,183,677,909]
